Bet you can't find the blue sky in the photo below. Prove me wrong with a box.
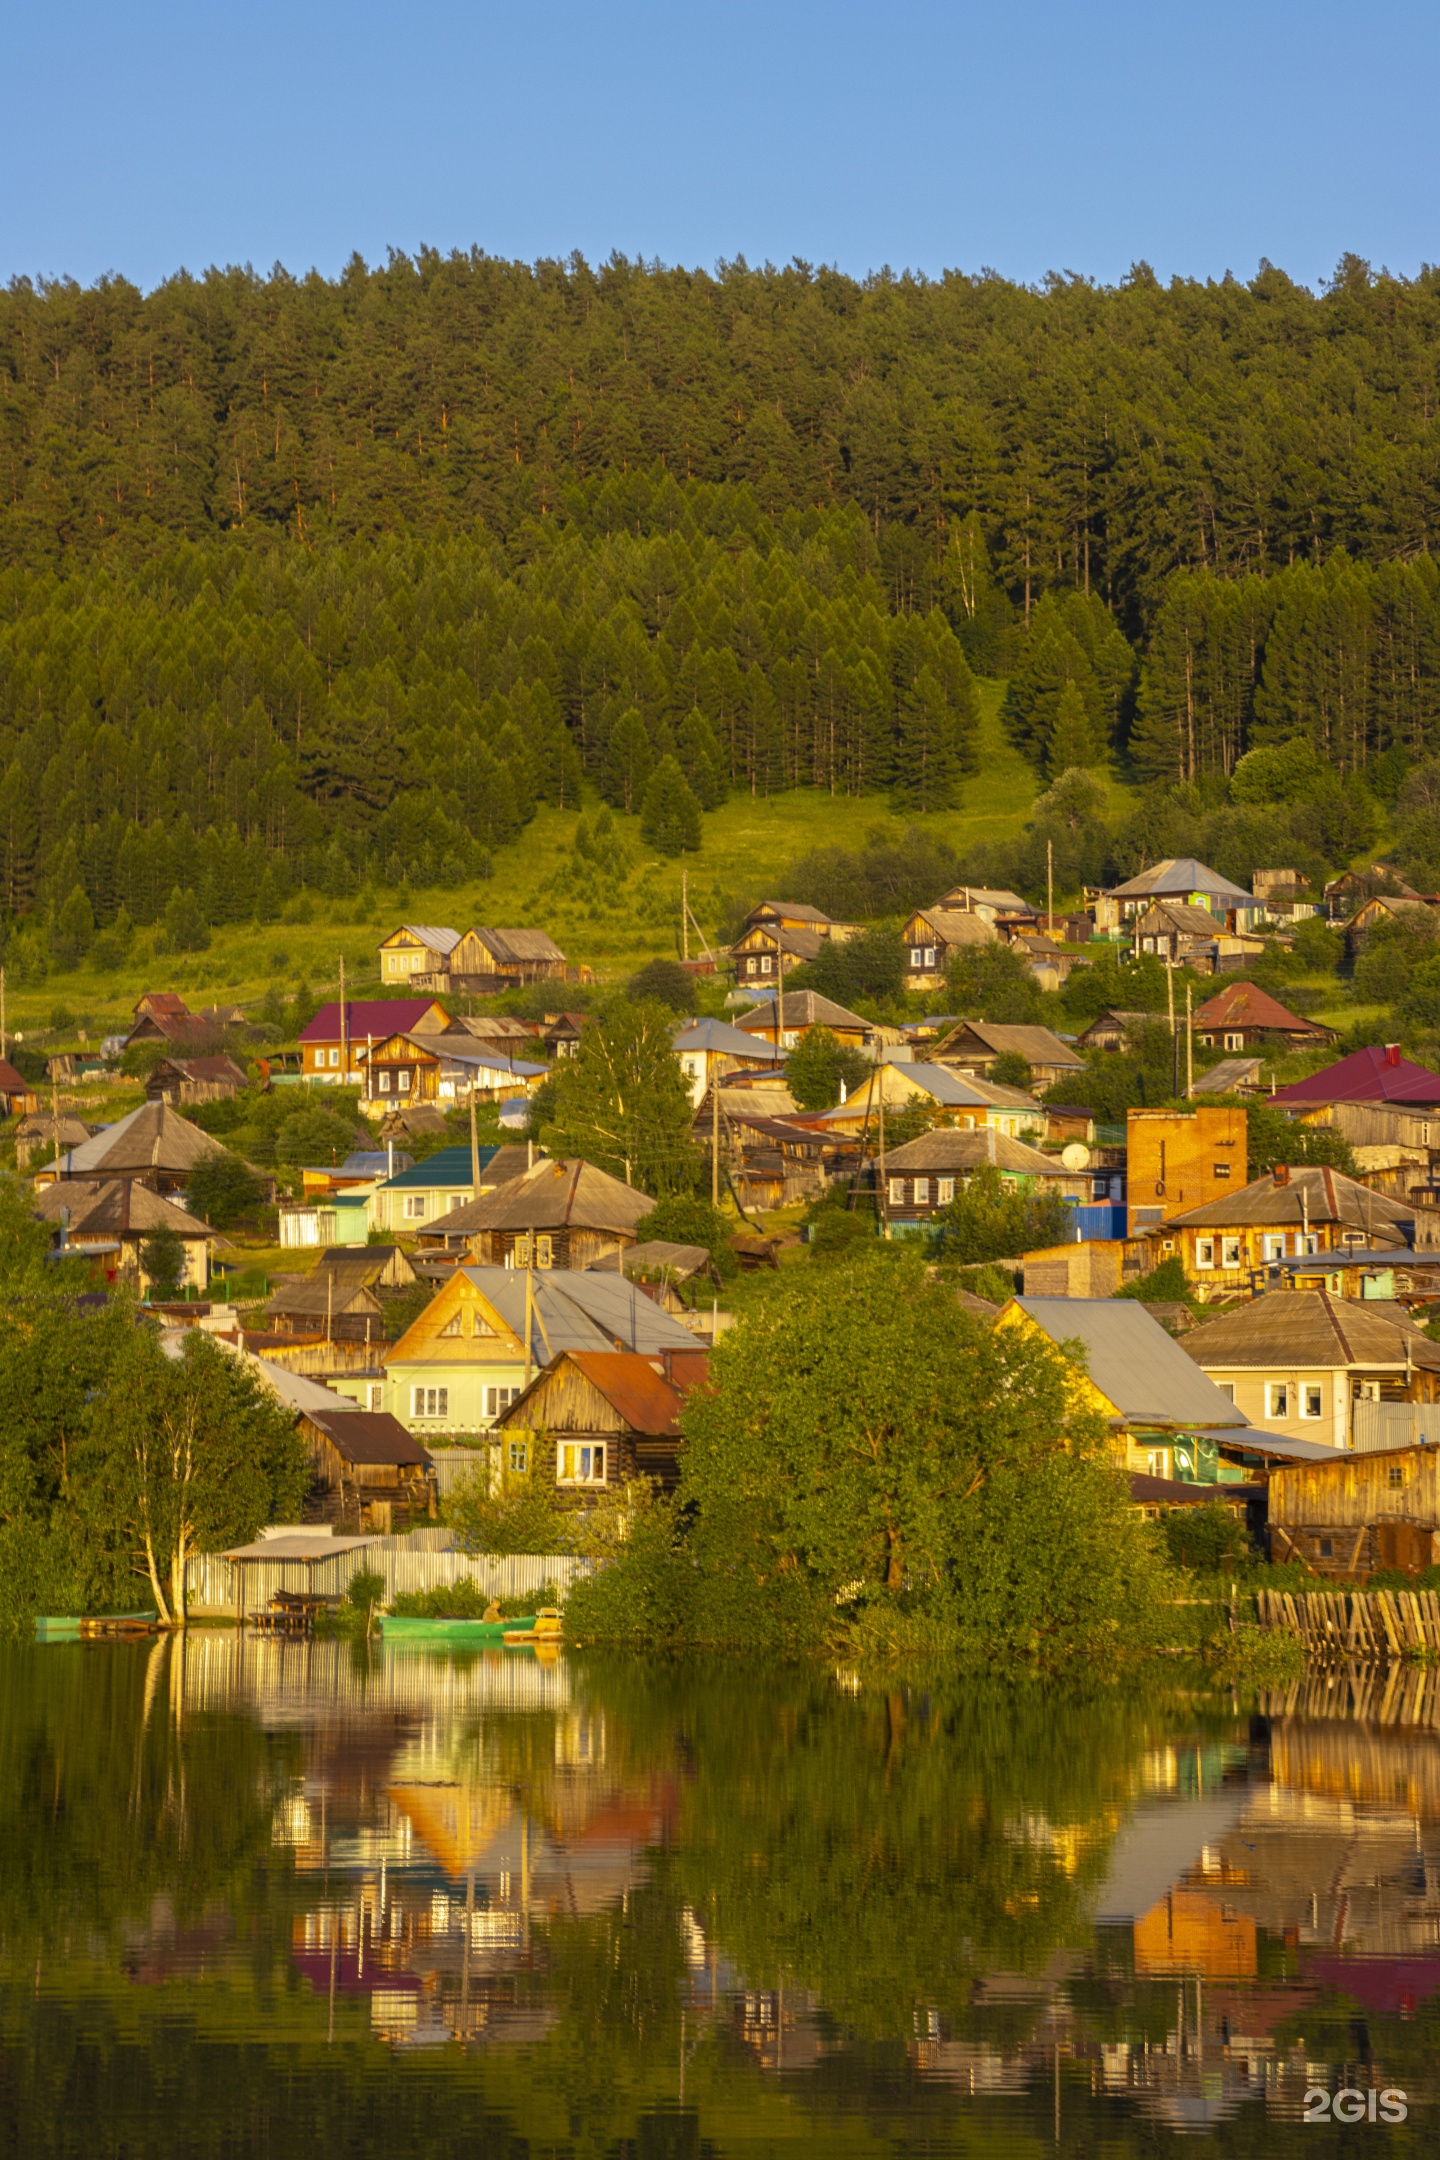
[5,1,1438,294]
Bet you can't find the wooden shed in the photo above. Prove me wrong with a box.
[1268,1442,1440,1579]
[496,1348,710,1498]
[297,1408,436,1532]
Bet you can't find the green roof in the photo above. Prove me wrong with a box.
[377,1145,495,1191]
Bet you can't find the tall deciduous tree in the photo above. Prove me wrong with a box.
[540,999,700,1195]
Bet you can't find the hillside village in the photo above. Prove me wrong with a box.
[11,838,1440,1610]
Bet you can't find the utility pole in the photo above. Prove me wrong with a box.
[711,1061,720,1208]
[51,1074,61,1180]
[523,1237,536,1391]
[1046,838,1054,936]
[469,1092,481,1205]
[1167,958,1178,1099]
[773,945,784,1060]
[1185,981,1194,1100]
[338,955,347,1087]
[1,964,6,1060]
[878,1086,889,1239]
[681,868,689,963]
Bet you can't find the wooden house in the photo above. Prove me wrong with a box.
[124,992,248,1050]
[1267,1444,1440,1578]
[378,924,462,984]
[928,1020,1083,1090]
[32,1177,214,1291]
[495,1347,710,1497]
[13,1110,91,1166]
[729,918,825,987]
[931,885,1037,930]
[1341,893,1438,955]
[145,1053,250,1105]
[1269,1042,1440,1118]
[803,1060,1047,1141]
[732,992,873,1052]
[316,1243,416,1290]
[445,927,570,990]
[1131,899,1229,965]
[899,905,997,991]
[881,1128,1089,1233]
[265,1277,387,1343]
[0,1059,37,1116]
[1075,1009,1151,1054]
[1191,1055,1266,1097]
[298,998,451,1084]
[1157,1162,1414,1300]
[719,1109,839,1211]
[1099,858,1250,930]
[1189,981,1335,1052]
[437,1156,656,1270]
[369,1144,499,1233]
[297,1407,435,1532]
[743,899,857,939]
[383,1264,696,1438]
[32,1099,237,1198]
[358,1029,445,1105]
[1181,1289,1440,1451]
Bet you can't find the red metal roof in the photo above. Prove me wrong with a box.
[0,1059,30,1093]
[1269,1042,1440,1106]
[299,999,443,1042]
[1190,981,1326,1034]
[550,1348,709,1436]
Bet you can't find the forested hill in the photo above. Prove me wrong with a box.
[5,250,1440,622]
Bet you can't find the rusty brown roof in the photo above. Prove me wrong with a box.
[1165,1164,1413,1231]
[302,1410,431,1466]
[1190,981,1328,1035]
[501,1348,709,1436]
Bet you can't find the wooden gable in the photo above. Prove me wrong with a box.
[386,1274,524,1365]
[367,1030,441,1068]
[732,924,783,956]
[512,1362,635,1436]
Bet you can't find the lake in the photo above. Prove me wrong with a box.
[1,1637,1436,2156]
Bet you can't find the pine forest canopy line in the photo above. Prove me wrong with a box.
[7,251,1440,933]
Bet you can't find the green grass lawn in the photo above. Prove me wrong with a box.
[13,683,1110,1044]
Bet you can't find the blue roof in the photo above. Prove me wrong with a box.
[378,1145,497,1191]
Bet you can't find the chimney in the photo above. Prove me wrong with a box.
[1386,1043,1402,1067]
[1273,1163,1290,1186]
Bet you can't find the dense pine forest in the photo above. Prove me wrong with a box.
[8,249,1440,944]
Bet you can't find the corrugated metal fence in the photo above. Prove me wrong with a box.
[1353,1399,1438,1452]
[185,1541,591,1619]
[430,1448,490,1498]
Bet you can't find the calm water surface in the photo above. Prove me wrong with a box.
[1,1638,1437,2157]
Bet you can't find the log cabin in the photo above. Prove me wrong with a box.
[927,1020,1084,1090]
[297,1407,436,1532]
[378,925,463,983]
[899,905,998,992]
[495,1347,710,1498]
[440,1155,656,1270]
[1267,1443,1440,1579]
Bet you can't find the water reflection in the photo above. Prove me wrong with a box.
[1,1638,1436,2154]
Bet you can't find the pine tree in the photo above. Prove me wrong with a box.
[639,756,703,854]
[1046,679,1105,775]
[603,708,654,814]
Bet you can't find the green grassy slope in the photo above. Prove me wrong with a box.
[13,685,1135,1043]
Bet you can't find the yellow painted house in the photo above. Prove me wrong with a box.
[384,1263,698,1446]
[996,1296,1257,1482]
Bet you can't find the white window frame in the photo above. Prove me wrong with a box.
[1267,1382,1290,1419]
[378,1070,392,1093]
[484,1385,520,1422]
[411,1385,449,1419]
[913,1177,930,1204]
[1224,1032,1244,1051]
[398,1069,412,1092]
[888,1178,905,1205]
[1262,1235,1284,1262]
[908,947,924,969]
[557,1442,607,1485]
[329,1047,340,1068]
[1301,1384,1323,1420]
[1196,1238,1215,1269]
[759,954,773,975]
[536,1233,553,1268]
[1297,1232,1319,1255]
[937,1177,955,1204]
[313,1049,326,1068]
[1221,1237,1242,1268]
[404,1194,427,1220]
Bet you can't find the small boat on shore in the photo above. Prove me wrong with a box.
[504,1608,563,1649]
[380,1613,539,1644]
[35,1613,160,1641]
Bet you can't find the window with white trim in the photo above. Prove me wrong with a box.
[888,1178,905,1204]
[1196,1238,1215,1268]
[937,1177,955,1204]
[411,1386,449,1419]
[760,954,773,974]
[1262,1234,1285,1262]
[536,1233,553,1268]
[1302,1384,1323,1419]
[329,1047,340,1068]
[398,1070,412,1092]
[1267,1382,1289,1419]
[909,947,924,968]
[1297,1232,1319,1255]
[913,1177,930,1204]
[313,1049,326,1068]
[507,1439,528,1472]
[1221,1237,1242,1267]
[484,1385,520,1421]
[558,1442,607,1485]
[404,1194,427,1219]
[378,1070,392,1092]
[1225,1032,1244,1051]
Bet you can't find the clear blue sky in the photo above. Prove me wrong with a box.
[5,1,1438,294]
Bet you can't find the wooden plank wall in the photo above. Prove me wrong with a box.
[1256,1585,1440,1659]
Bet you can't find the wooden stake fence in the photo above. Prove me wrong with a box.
[1255,1586,1440,1662]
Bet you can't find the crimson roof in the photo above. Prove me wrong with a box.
[1190,981,1326,1034]
[1269,1043,1440,1106]
[299,999,443,1041]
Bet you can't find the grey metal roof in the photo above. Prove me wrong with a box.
[1016,1298,1254,1431]
[672,1017,785,1058]
[454,1266,697,1361]
[1166,1164,1413,1231]
[393,924,462,953]
[1181,1288,1440,1373]
[1191,1056,1265,1095]
[934,1022,1085,1069]
[1107,858,1251,904]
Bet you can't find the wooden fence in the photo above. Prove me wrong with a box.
[184,1542,592,1619]
[1256,1585,1440,1660]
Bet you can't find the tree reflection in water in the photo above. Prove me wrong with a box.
[0,1639,1436,2155]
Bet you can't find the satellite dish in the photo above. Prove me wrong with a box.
[1061,1142,1091,1171]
